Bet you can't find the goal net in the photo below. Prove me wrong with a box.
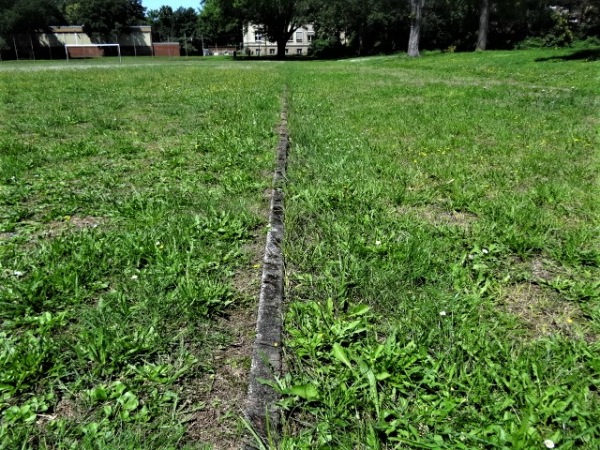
[64,44,121,62]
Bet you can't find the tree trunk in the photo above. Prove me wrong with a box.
[276,37,287,59]
[408,0,424,57]
[476,0,489,51]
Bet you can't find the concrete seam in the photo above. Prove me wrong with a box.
[243,89,289,448]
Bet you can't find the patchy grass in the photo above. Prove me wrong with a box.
[280,49,600,448]
[500,282,591,341]
[0,60,281,449]
[2,48,599,449]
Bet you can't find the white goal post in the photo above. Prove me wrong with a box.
[64,44,121,62]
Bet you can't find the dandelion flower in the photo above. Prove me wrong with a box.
[375,240,382,246]
[440,311,447,316]
[544,439,555,449]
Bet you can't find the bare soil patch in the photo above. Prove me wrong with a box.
[38,215,103,239]
[530,257,554,282]
[183,232,263,449]
[397,205,477,229]
[0,232,17,242]
[182,307,256,449]
[501,282,594,341]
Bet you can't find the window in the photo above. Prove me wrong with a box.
[297,48,303,55]
[269,48,275,55]
[296,31,303,43]
[255,33,262,42]
[285,48,289,54]
[307,33,314,43]
[256,49,261,56]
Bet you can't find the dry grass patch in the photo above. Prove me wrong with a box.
[37,215,104,239]
[1,215,105,243]
[183,230,264,448]
[183,308,256,450]
[0,232,17,241]
[530,257,554,282]
[397,205,477,229]
[501,282,593,341]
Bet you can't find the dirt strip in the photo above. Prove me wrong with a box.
[243,92,289,446]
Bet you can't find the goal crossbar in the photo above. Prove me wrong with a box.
[65,44,121,62]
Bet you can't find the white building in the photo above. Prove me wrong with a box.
[242,24,314,56]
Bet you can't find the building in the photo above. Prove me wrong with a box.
[203,46,237,56]
[3,26,154,60]
[242,24,314,57]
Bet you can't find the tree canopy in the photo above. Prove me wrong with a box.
[0,0,63,34]
[66,0,146,39]
[200,0,599,58]
[198,0,243,46]
[147,6,202,52]
[1,0,599,57]
[211,0,313,58]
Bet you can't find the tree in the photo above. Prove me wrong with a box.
[173,7,200,48]
[308,0,408,56]
[476,0,490,50]
[147,6,200,52]
[226,0,312,58]
[69,0,146,40]
[198,0,243,46]
[0,0,63,35]
[407,0,424,56]
[147,6,175,41]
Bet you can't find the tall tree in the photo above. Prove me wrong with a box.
[228,0,312,58]
[173,7,199,41]
[308,0,408,56]
[147,6,175,41]
[407,0,424,56]
[147,6,200,51]
[475,0,490,50]
[198,0,243,46]
[70,0,146,40]
[0,0,63,34]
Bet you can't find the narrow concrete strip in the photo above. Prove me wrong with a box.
[243,93,289,447]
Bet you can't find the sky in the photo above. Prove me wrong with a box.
[142,0,201,12]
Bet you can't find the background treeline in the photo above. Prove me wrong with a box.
[0,0,599,57]
[198,0,600,55]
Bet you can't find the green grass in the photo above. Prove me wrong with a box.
[1,48,599,449]
[0,59,281,448]
[280,49,600,448]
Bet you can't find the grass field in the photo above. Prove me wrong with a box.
[1,48,599,449]
[281,50,600,448]
[0,59,282,449]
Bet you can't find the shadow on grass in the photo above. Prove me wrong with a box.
[535,48,600,62]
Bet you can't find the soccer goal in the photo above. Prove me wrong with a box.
[64,44,122,62]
